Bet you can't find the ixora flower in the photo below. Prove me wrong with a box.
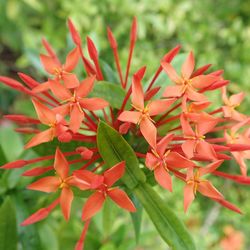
[1,18,250,250]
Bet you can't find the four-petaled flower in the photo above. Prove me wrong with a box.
[162,52,218,101]
[74,161,136,221]
[118,75,175,147]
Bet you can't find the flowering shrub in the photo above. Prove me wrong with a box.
[1,18,250,250]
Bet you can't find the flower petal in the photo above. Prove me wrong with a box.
[157,133,174,156]
[82,191,105,221]
[79,98,109,111]
[198,181,223,199]
[40,54,61,74]
[154,165,172,191]
[186,87,208,101]
[104,161,125,187]
[181,52,195,79]
[118,111,140,124]
[199,160,224,176]
[140,118,157,148]
[195,141,217,160]
[166,152,194,168]
[229,92,244,106]
[60,187,73,221]
[69,104,85,133]
[64,47,80,72]
[76,76,96,98]
[148,98,175,116]
[180,114,195,137]
[163,85,183,98]
[107,188,136,212]
[32,99,56,125]
[132,76,144,110]
[25,128,55,149]
[183,183,195,212]
[145,152,159,170]
[62,73,79,89]
[54,147,69,179]
[181,140,196,159]
[32,81,51,93]
[191,75,217,89]
[49,79,72,101]
[27,176,60,193]
[161,62,182,84]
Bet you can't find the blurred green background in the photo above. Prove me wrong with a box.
[0,0,250,249]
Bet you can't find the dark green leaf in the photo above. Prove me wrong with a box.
[130,194,143,244]
[0,197,17,250]
[134,183,196,250]
[97,121,146,189]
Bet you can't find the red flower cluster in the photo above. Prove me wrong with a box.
[1,18,250,249]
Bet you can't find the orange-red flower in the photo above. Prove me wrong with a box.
[180,113,218,160]
[222,87,246,121]
[146,133,194,191]
[184,160,224,212]
[118,75,175,147]
[25,99,70,148]
[34,47,80,92]
[49,76,109,133]
[74,161,136,221]
[162,52,218,101]
[27,148,88,220]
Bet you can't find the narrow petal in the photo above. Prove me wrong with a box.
[79,98,109,111]
[180,114,195,137]
[64,47,80,72]
[145,152,159,170]
[60,188,74,221]
[132,76,144,110]
[197,116,218,135]
[62,73,79,89]
[104,161,125,187]
[107,188,136,212]
[32,81,51,93]
[181,140,196,159]
[82,191,105,221]
[181,52,195,79]
[191,75,218,89]
[73,170,98,185]
[161,62,182,84]
[40,54,60,74]
[195,141,217,160]
[76,76,96,98]
[148,98,175,116]
[69,104,85,133]
[154,165,172,191]
[25,128,55,149]
[213,198,242,214]
[157,133,174,156]
[186,87,208,101]
[53,103,70,117]
[183,183,195,212]
[166,152,194,168]
[140,118,157,148]
[199,160,224,176]
[54,147,69,179]
[229,92,244,106]
[198,181,224,199]
[32,99,56,125]
[163,85,184,98]
[49,80,72,101]
[27,176,60,193]
[118,111,140,124]
[67,176,90,190]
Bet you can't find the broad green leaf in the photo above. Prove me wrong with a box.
[130,194,143,244]
[90,82,130,109]
[97,121,146,189]
[0,197,17,250]
[0,125,24,161]
[134,183,196,250]
[38,223,59,250]
[100,60,119,83]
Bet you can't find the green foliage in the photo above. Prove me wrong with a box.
[0,197,18,250]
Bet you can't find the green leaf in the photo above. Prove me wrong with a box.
[100,60,119,83]
[97,121,146,189]
[0,197,17,250]
[130,194,143,244]
[90,82,130,110]
[134,183,196,250]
